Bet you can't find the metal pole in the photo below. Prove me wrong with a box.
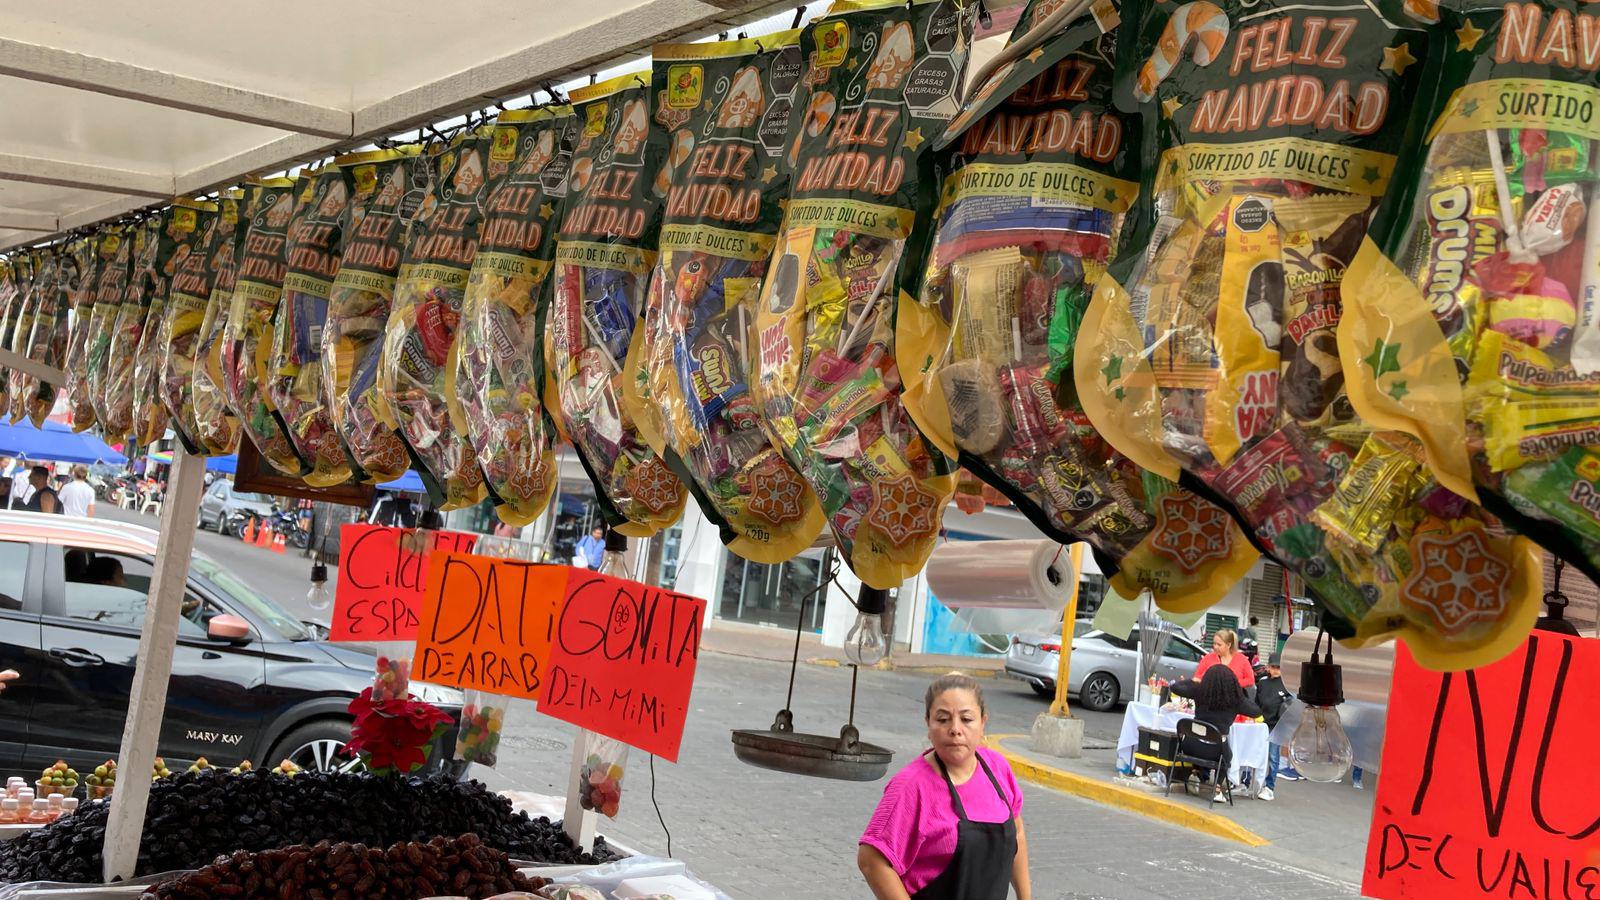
[102,447,208,882]
[1048,543,1084,719]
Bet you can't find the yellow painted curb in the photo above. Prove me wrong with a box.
[805,658,1000,678]
[985,735,1269,847]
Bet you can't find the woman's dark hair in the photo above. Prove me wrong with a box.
[925,672,986,720]
[1196,665,1245,712]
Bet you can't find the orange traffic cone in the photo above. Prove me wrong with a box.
[242,518,256,543]
[256,523,273,549]
[271,530,286,554]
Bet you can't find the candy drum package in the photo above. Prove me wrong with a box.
[190,191,247,455]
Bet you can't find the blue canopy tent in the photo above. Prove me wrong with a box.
[0,417,127,465]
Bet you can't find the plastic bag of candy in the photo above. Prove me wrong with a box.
[6,253,49,422]
[381,129,496,509]
[452,108,574,526]
[372,655,411,702]
[86,229,136,433]
[154,199,231,453]
[269,165,356,485]
[189,191,246,455]
[128,201,215,447]
[750,0,976,589]
[452,690,507,768]
[575,732,627,819]
[16,250,73,428]
[101,216,172,443]
[325,147,428,484]
[223,178,307,475]
[63,231,118,432]
[0,257,20,408]
[550,71,687,534]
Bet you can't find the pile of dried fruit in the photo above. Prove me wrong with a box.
[142,833,544,899]
[0,771,619,883]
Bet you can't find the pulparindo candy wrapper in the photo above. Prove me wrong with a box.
[188,191,246,456]
[551,71,688,535]
[750,0,974,589]
[269,166,356,486]
[63,230,117,432]
[17,251,72,429]
[901,5,1259,609]
[1076,0,1540,670]
[622,32,829,563]
[157,199,231,454]
[450,108,574,526]
[102,215,175,444]
[223,178,307,475]
[325,147,427,484]
[86,229,136,433]
[1340,0,1600,636]
[381,128,496,510]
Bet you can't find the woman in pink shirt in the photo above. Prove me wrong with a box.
[858,674,1031,899]
[1194,628,1255,690]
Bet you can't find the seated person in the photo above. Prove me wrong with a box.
[85,556,125,587]
[1170,666,1263,801]
[64,548,90,583]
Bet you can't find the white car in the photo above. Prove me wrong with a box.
[1006,626,1206,712]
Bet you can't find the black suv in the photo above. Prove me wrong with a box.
[0,512,461,773]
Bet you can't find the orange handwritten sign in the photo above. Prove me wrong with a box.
[413,552,568,698]
[538,569,705,761]
[330,525,479,641]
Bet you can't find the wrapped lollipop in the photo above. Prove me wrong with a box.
[85,231,135,433]
[750,0,977,589]
[153,200,228,453]
[268,165,355,486]
[100,218,170,444]
[189,191,246,455]
[63,230,118,432]
[619,33,827,563]
[451,108,574,525]
[325,147,427,484]
[550,71,687,534]
[899,7,1259,610]
[222,178,307,475]
[379,129,496,509]
[1077,0,1540,670]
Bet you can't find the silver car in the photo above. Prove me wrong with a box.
[1005,625,1206,712]
[198,480,275,535]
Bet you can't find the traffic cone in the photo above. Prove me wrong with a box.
[256,523,273,549]
[242,518,256,543]
[271,530,286,554]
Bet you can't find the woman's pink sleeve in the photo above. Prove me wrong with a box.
[860,775,921,875]
[997,755,1025,817]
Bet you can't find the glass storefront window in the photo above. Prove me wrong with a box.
[718,551,828,631]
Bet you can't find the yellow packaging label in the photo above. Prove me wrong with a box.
[666,64,704,108]
[1206,193,1281,465]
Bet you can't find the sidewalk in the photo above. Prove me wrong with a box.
[700,618,1005,676]
[990,733,1374,885]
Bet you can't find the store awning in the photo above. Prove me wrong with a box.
[0,0,783,252]
[0,415,127,464]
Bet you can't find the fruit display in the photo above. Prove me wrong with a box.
[85,760,116,799]
[37,760,78,797]
[185,757,213,774]
[229,760,254,775]
[455,697,506,767]
[577,755,623,818]
[270,759,301,778]
[152,757,172,780]
[0,771,621,883]
[142,833,545,899]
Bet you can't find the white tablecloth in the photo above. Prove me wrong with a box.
[1116,702,1270,786]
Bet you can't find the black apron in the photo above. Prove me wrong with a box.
[913,753,1018,900]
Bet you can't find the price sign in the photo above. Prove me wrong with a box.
[329,525,478,641]
[414,552,568,699]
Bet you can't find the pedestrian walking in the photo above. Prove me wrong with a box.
[59,465,95,517]
[23,466,60,514]
[8,465,32,510]
[577,526,606,570]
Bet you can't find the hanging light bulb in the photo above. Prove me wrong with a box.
[845,587,889,667]
[597,528,630,577]
[305,551,331,613]
[1289,635,1352,782]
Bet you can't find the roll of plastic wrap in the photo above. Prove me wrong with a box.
[925,540,1074,610]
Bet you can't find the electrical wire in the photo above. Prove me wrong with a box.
[649,753,671,858]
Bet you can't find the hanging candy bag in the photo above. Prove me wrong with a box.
[269,165,356,485]
[451,108,574,525]
[156,199,229,453]
[7,254,48,422]
[551,72,688,534]
[86,231,135,433]
[102,218,172,444]
[623,32,828,562]
[223,178,307,475]
[381,128,496,509]
[325,147,427,484]
[128,202,215,447]
[17,251,72,428]
[751,0,976,589]
[63,231,116,432]
[190,190,246,455]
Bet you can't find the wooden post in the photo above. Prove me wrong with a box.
[1048,543,1084,719]
[102,448,208,882]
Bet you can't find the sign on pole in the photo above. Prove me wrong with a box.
[330,524,478,641]
[413,552,566,698]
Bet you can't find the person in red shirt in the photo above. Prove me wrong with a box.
[1194,628,1255,691]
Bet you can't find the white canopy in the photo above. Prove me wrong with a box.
[0,0,786,252]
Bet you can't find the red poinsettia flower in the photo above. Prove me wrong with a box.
[345,687,453,774]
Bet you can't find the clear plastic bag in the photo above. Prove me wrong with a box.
[575,732,627,819]
[372,654,411,702]
[63,231,116,433]
[85,232,134,432]
[453,690,508,768]
[189,193,246,455]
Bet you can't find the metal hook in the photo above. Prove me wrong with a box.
[791,5,806,28]
[755,38,765,52]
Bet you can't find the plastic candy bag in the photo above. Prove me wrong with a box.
[452,108,574,525]
[0,257,20,411]
[6,253,48,422]
[551,72,688,534]
[63,231,118,432]
[381,129,496,508]
[223,178,307,475]
[750,0,975,589]
[623,32,827,562]
[16,250,72,428]
[128,202,214,447]
[269,165,355,485]
[156,199,231,453]
[86,231,135,433]
[575,732,627,819]
[372,655,411,702]
[1076,0,1540,669]
[102,217,171,443]
[190,191,246,455]
[325,147,428,484]
[452,690,507,768]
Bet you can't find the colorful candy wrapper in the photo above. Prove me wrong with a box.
[269,166,356,486]
[0,255,38,416]
[0,258,19,411]
[189,191,246,456]
[6,253,49,423]
[1076,0,1540,670]
[551,71,688,535]
[622,32,827,562]
[451,109,573,526]
[63,230,118,432]
[380,129,496,509]
[223,178,307,475]
[102,216,173,444]
[750,0,975,589]
[155,198,230,454]
[127,202,215,447]
[86,231,136,433]
[16,249,72,428]
[325,147,427,484]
